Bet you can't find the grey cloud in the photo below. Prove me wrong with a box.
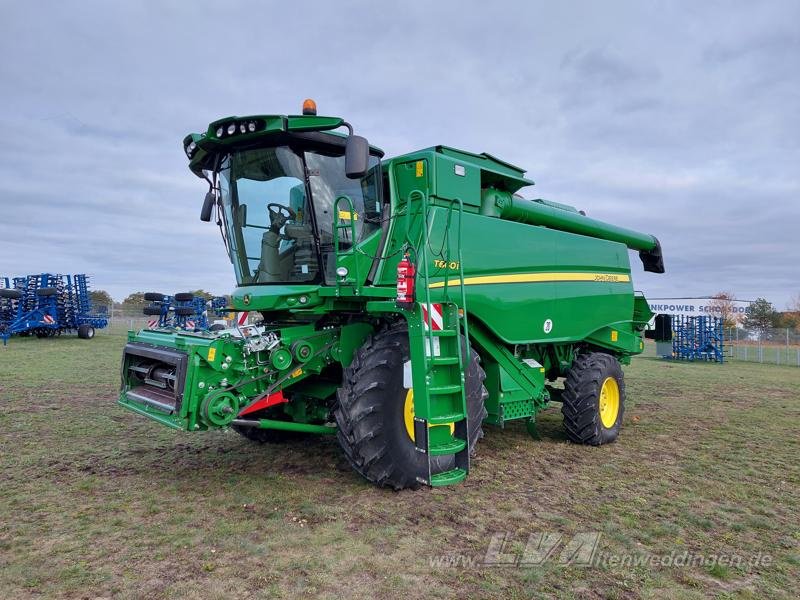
[0,0,797,308]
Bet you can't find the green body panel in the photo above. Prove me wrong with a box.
[120,111,665,487]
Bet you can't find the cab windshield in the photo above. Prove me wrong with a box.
[217,145,381,285]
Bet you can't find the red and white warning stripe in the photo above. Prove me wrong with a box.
[237,312,249,326]
[186,320,196,329]
[147,320,157,329]
[43,314,55,324]
[420,303,443,331]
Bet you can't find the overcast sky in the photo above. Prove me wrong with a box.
[1,1,798,308]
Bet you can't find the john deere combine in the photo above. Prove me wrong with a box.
[119,101,664,489]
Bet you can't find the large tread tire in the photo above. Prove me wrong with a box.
[334,322,488,490]
[144,292,165,302]
[174,293,195,302]
[36,287,58,297]
[0,289,22,299]
[174,307,195,316]
[142,306,162,316]
[561,352,625,445]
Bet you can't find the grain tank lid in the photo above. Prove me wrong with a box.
[434,146,535,191]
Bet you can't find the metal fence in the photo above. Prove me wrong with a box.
[725,327,800,367]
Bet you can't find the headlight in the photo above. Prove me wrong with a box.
[336,267,349,278]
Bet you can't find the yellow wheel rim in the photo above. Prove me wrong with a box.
[598,376,620,428]
[403,388,416,441]
[403,388,455,441]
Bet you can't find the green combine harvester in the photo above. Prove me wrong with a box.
[119,100,664,489]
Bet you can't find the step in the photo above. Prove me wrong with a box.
[428,384,462,395]
[431,356,460,366]
[430,468,467,487]
[429,437,466,456]
[428,412,466,425]
[427,330,457,337]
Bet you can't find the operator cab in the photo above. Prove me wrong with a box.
[214,135,383,286]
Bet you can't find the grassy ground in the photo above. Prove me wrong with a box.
[0,333,798,599]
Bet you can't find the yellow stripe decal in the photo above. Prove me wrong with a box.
[428,272,630,289]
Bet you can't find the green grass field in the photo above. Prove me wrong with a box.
[1,333,798,599]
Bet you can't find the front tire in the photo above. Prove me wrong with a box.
[334,323,487,490]
[561,352,625,445]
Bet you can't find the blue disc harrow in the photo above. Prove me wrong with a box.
[0,273,109,344]
[670,315,724,362]
[142,293,228,331]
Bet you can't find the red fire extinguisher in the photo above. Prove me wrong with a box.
[396,252,416,309]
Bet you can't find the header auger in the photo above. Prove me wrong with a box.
[119,101,664,489]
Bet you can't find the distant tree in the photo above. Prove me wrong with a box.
[90,290,114,308]
[709,291,740,329]
[775,312,800,330]
[742,297,778,339]
[789,293,800,313]
[122,292,147,307]
[188,289,215,300]
[777,293,800,331]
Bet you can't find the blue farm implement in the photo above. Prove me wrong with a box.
[670,315,725,362]
[141,292,227,331]
[0,273,108,344]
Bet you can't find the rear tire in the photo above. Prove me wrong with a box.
[174,307,194,316]
[334,322,487,490]
[142,306,162,316]
[561,352,625,445]
[144,292,165,302]
[0,289,22,299]
[36,287,57,297]
[77,324,95,339]
[174,293,194,302]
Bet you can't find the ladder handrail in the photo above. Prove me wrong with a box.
[406,190,470,431]
[408,190,435,425]
[454,198,470,364]
[332,195,360,288]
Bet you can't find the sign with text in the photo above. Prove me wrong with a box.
[648,298,752,317]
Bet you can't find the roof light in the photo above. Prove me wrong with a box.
[216,126,223,137]
[239,123,247,134]
[247,121,256,132]
[302,99,317,115]
[227,123,236,135]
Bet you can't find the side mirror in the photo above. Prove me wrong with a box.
[200,191,215,222]
[345,135,369,179]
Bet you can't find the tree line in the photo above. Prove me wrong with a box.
[710,291,800,334]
